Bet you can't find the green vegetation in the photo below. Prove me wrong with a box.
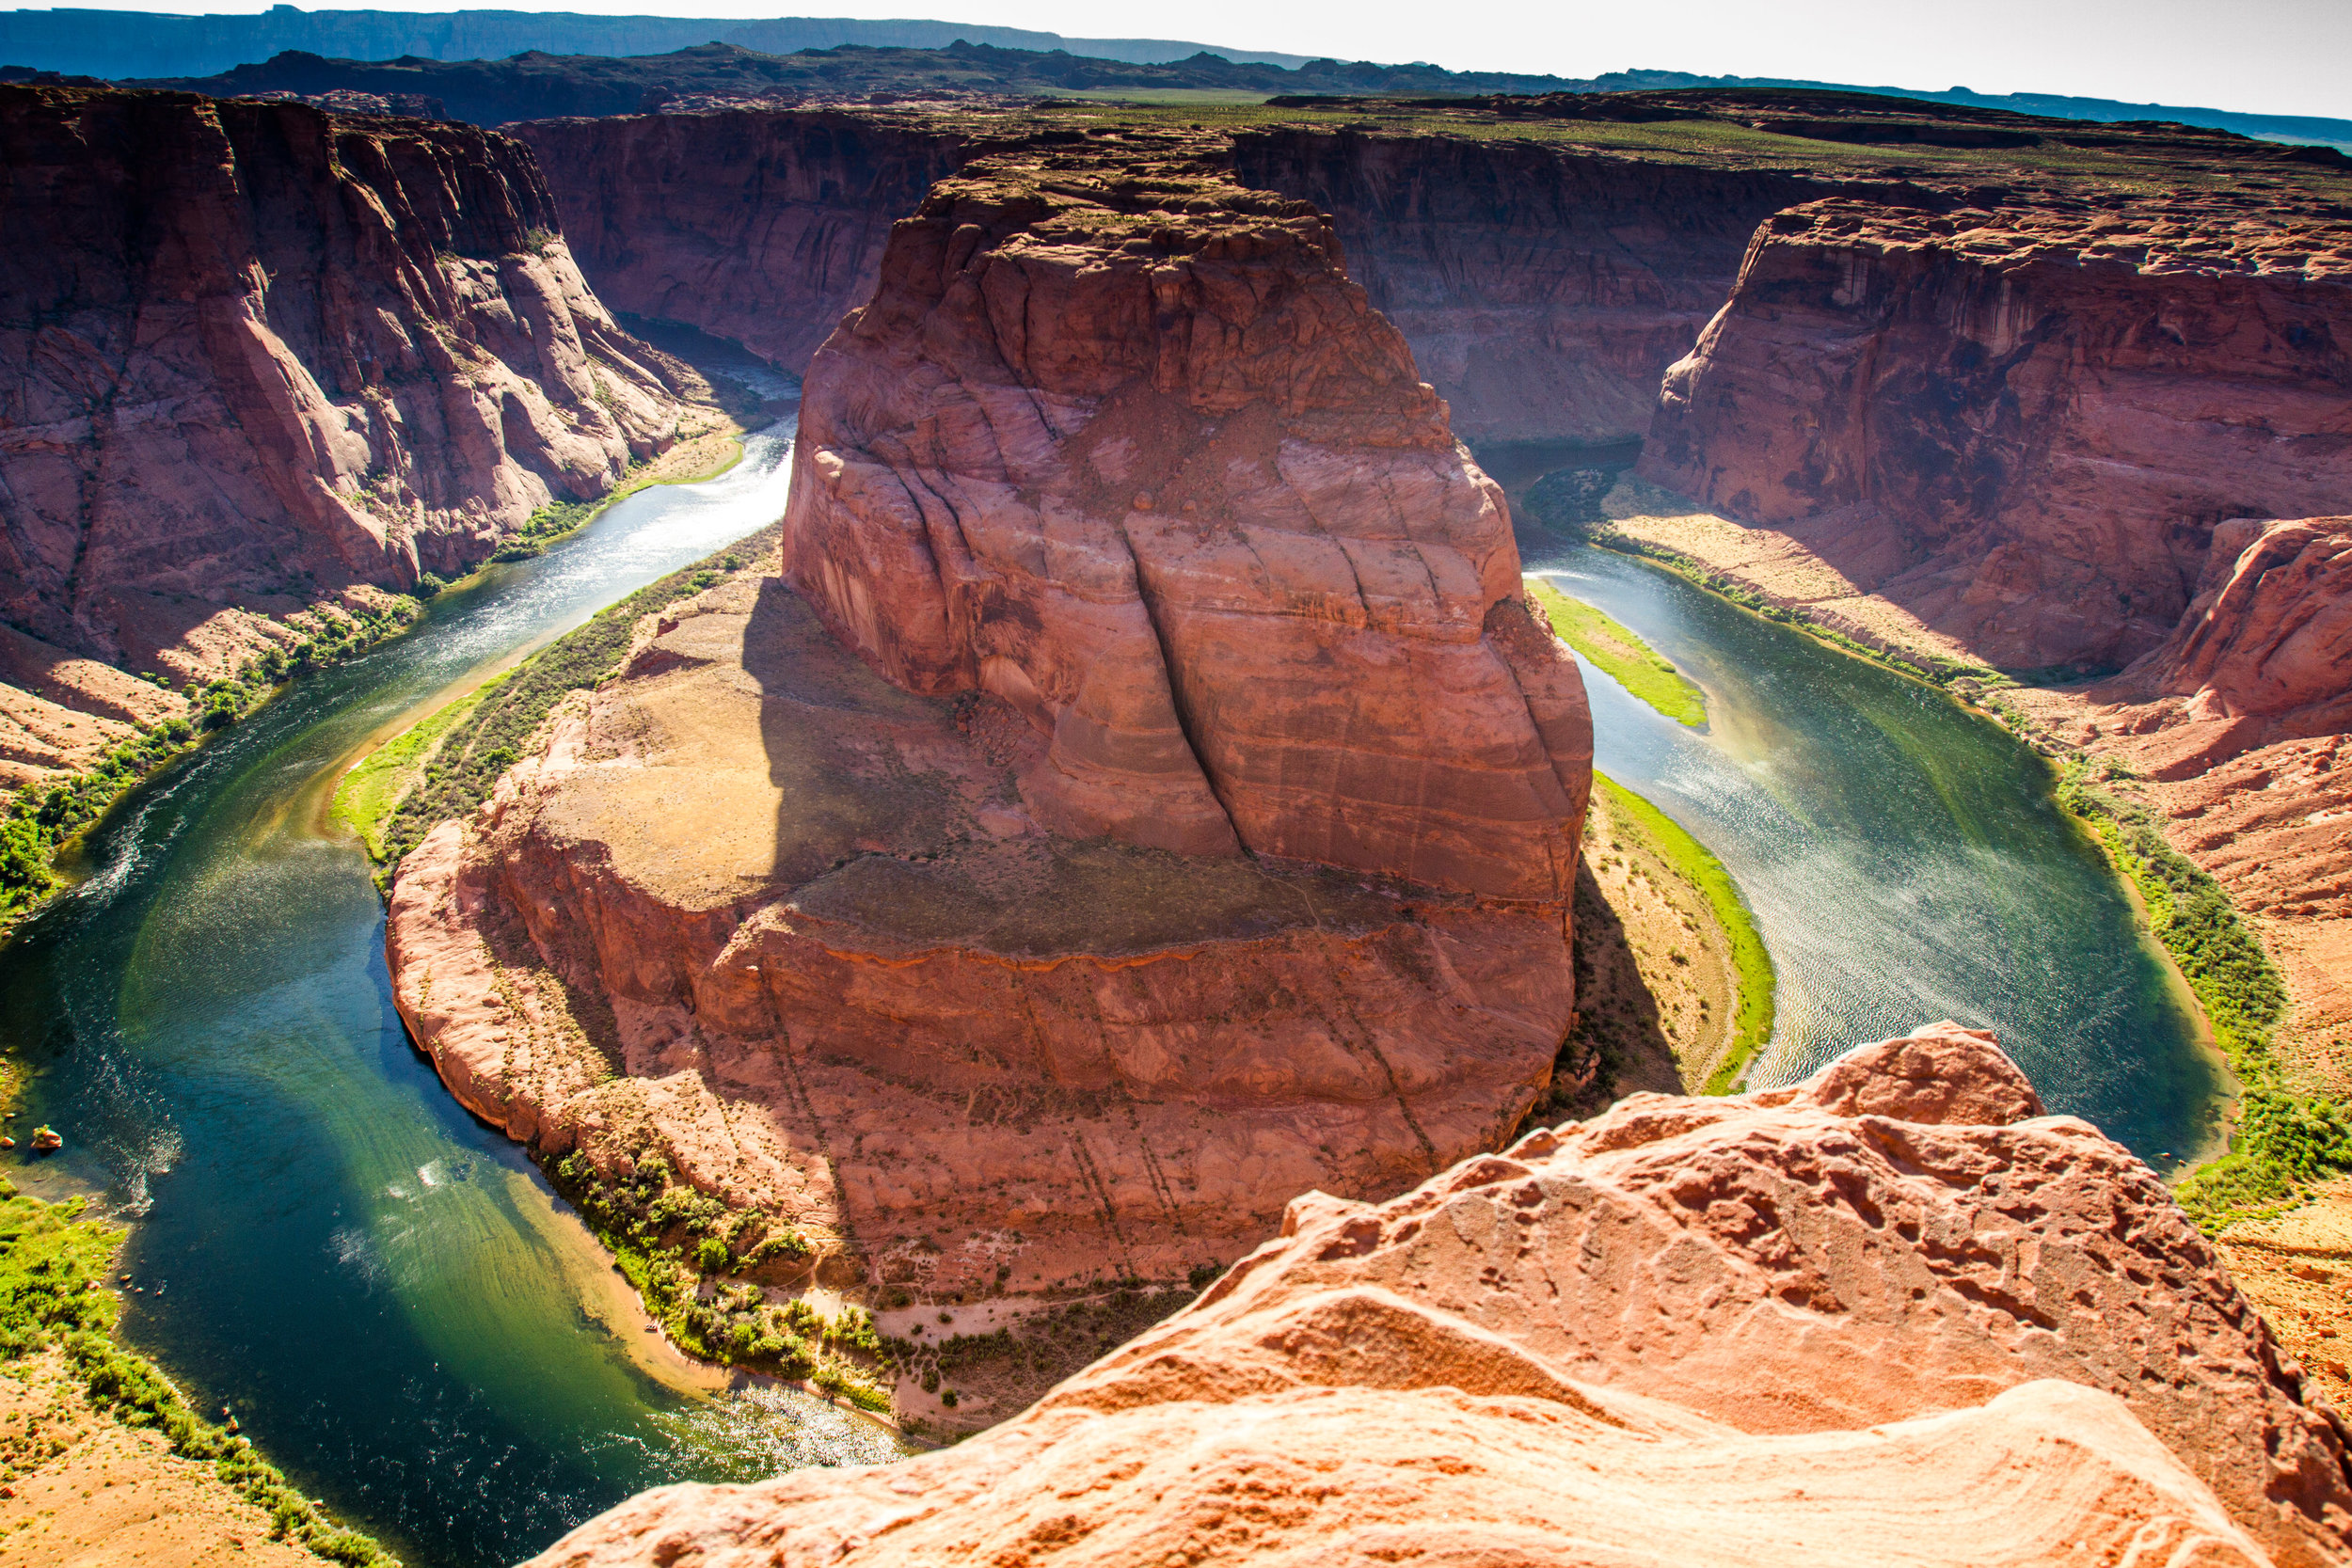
[2056,763,2329,1228]
[1,598,423,938]
[0,1181,393,1564]
[542,1147,889,1407]
[362,532,770,869]
[1526,577,1708,726]
[490,443,742,564]
[1585,529,2002,690]
[1592,774,1776,1093]
[329,686,493,860]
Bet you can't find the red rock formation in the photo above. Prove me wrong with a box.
[387,144,1590,1309]
[2143,517,2352,738]
[0,85,690,730]
[525,1026,2348,1568]
[515,110,981,378]
[1641,197,2352,670]
[784,148,1589,897]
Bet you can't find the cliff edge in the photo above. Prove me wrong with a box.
[527,1025,2352,1568]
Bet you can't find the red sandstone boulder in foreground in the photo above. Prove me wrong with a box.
[528,1024,2349,1568]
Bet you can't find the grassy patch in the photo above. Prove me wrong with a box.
[1527,577,1708,726]
[363,529,774,869]
[1591,774,1774,1093]
[329,686,493,860]
[2055,763,2326,1228]
[0,1181,393,1563]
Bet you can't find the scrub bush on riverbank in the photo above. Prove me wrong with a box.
[0,1184,393,1564]
[0,598,422,939]
[2057,762,2330,1228]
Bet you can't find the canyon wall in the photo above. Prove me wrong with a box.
[0,85,691,751]
[1641,197,2352,671]
[527,1026,2352,1568]
[515,110,987,375]
[388,135,1590,1318]
[1229,129,1828,447]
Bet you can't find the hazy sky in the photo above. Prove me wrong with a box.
[121,0,2352,119]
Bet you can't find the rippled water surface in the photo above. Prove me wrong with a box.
[1523,538,2227,1164]
[0,420,908,1568]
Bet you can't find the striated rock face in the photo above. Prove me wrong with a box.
[0,85,689,687]
[783,146,1588,897]
[1230,129,1828,447]
[1641,198,2352,671]
[388,147,1589,1303]
[515,110,981,377]
[527,1026,2350,1568]
[2141,516,2352,738]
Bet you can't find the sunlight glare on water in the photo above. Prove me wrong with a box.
[0,416,914,1568]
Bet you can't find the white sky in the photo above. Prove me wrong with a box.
[89,0,2352,120]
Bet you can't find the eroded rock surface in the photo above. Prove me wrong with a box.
[528,1026,2348,1568]
[388,148,1589,1301]
[0,85,691,769]
[783,146,1589,895]
[1641,198,2352,671]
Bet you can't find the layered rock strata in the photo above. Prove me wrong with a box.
[528,1026,2352,1568]
[1228,129,1831,447]
[1641,197,2352,671]
[388,149,1590,1295]
[0,85,691,773]
[515,109,981,377]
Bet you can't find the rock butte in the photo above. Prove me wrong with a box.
[386,143,1591,1291]
[527,1027,2352,1568]
[0,83,691,790]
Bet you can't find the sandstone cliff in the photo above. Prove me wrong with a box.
[515,110,981,377]
[1641,197,2352,671]
[1229,128,1826,448]
[0,85,691,762]
[387,144,1590,1318]
[526,1026,2352,1568]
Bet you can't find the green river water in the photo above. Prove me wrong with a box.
[0,448,2225,1566]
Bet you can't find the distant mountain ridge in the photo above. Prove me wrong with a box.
[0,7,2345,150]
[0,6,1316,78]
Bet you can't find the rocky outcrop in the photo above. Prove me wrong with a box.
[515,110,984,376]
[1641,198,2352,671]
[526,1026,2352,1568]
[2139,516,2352,740]
[784,144,1590,895]
[0,85,691,731]
[387,145,1589,1303]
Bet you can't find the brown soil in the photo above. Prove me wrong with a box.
[0,1349,318,1568]
[2216,1184,2352,1412]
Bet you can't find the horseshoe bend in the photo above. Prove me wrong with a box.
[385,143,1596,1300]
[2,41,2351,1568]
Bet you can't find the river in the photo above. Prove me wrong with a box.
[0,438,2227,1566]
[1522,537,2227,1164]
[0,418,906,1568]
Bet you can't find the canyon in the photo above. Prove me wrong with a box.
[5,71,2352,1568]
[0,84,698,795]
[386,130,1593,1321]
